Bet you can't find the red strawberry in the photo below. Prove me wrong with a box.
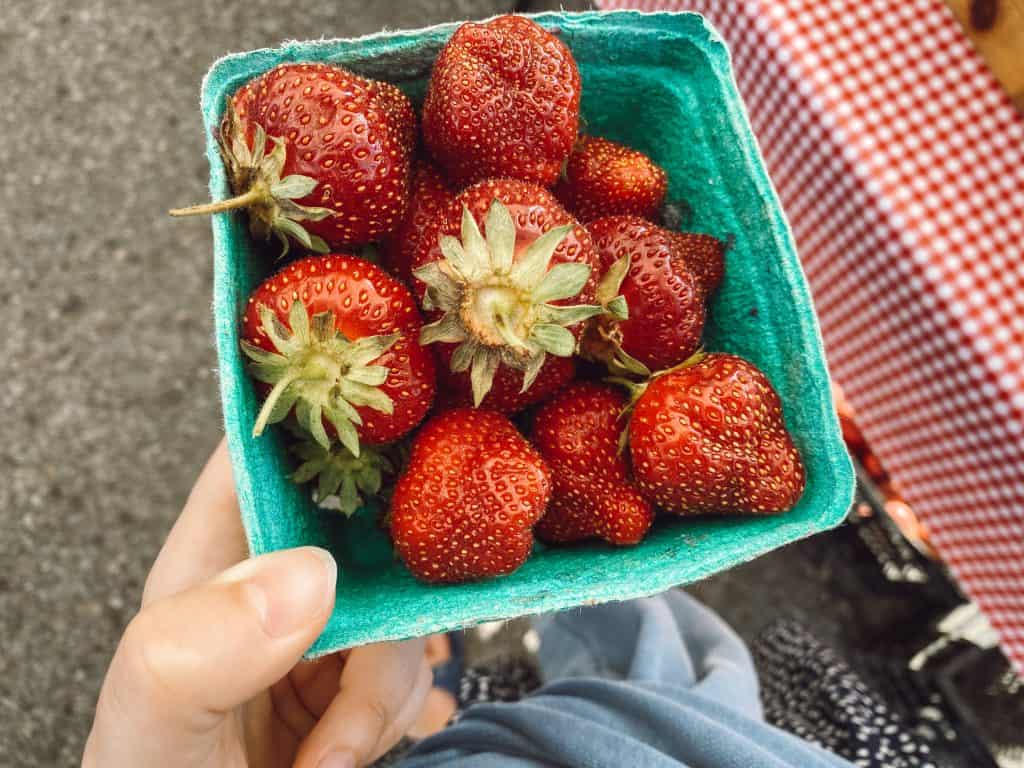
[380,159,455,284]
[372,78,418,149]
[628,353,805,515]
[422,15,581,187]
[667,230,725,299]
[582,216,708,375]
[390,409,551,583]
[554,136,667,222]
[434,346,576,414]
[240,254,436,457]
[171,62,415,254]
[532,382,654,546]
[413,179,603,410]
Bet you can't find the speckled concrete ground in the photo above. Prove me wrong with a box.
[0,2,838,765]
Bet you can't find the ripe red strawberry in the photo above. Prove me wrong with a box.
[380,159,455,284]
[582,216,709,375]
[532,382,654,546]
[554,136,667,222]
[171,62,415,254]
[422,15,581,187]
[667,230,726,299]
[434,346,576,414]
[390,409,551,583]
[413,179,603,410]
[240,254,436,457]
[371,78,418,149]
[628,353,805,515]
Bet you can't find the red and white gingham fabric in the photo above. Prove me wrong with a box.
[600,0,1024,672]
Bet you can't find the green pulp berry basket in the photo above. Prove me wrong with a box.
[203,11,855,655]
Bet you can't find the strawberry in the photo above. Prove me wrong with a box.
[554,136,667,223]
[667,230,726,299]
[434,347,576,414]
[628,353,805,515]
[390,409,551,583]
[380,159,455,284]
[240,254,435,458]
[422,15,581,187]
[532,382,654,546]
[582,216,709,376]
[413,179,604,409]
[371,78,418,149]
[171,62,415,254]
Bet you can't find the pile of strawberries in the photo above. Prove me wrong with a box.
[176,16,806,584]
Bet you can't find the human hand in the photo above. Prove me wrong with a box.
[84,439,432,768]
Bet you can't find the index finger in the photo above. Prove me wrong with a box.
[143,438,249,605]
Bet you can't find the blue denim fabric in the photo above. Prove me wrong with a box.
[402,591,853,767]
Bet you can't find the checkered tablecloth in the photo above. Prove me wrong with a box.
[600,0,1024,673]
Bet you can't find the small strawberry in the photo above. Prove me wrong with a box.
[532,382,653,546]
[582,216,709,376]
[380,159,455,284]
[240,254,435,457]
[171,62,415,254]
[627,353,805,515]
[422,15,581,187]
[554,136,667,222]
[413,179,604,409]
[390,409,551,583]
[667,230,725,299]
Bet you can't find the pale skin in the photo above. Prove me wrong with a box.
[84,439,453,768]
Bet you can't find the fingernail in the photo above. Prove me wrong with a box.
[237,547,337,638]
[317,752,355,768]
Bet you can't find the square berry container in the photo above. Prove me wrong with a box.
[203,10,855,655]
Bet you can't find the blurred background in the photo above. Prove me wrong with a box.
[1,1,1021,766]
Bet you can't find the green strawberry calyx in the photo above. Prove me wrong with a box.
[241,299,399,457]
[580,252,651,378]
[169,101,334,258]
[287,430,393,517]
[608,347,708,454]
[414,200,604,406]
[608,347,709,402]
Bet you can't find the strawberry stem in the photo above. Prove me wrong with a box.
[606,375,647,402]
[650,347,707,380]
[167,100,334,257]
[169,186,266,217]
[252,370,301,437]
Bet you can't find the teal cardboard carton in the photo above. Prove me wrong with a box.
[201,11,855,655]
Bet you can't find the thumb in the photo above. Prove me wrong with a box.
[84,547,336,767]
